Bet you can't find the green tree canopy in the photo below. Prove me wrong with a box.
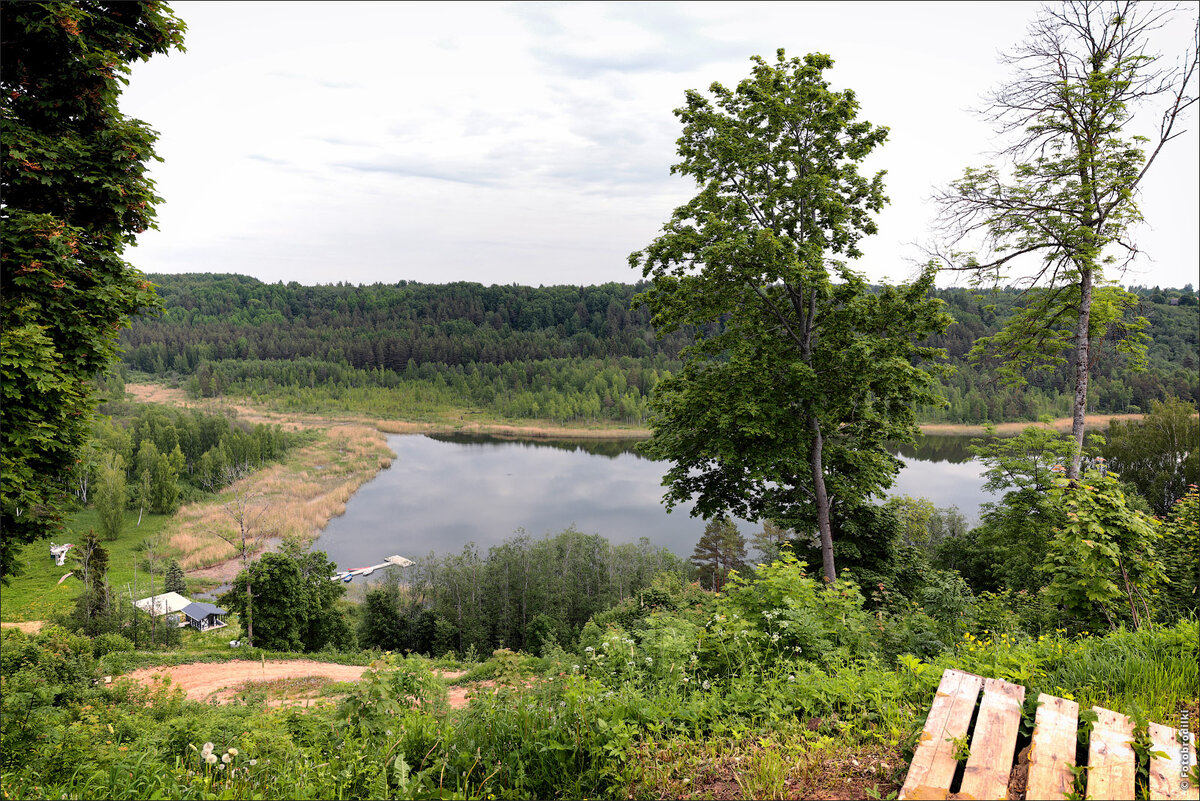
[1103,397,1199,515]
[631,50,951,582]
[934,1,1198,479]
[163,559,186,595]
[222,545,353,653]
[1,1,185,580]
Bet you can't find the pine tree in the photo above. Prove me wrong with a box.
[164,559,186,595]
[691,517,748,592]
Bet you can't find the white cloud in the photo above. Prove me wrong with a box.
[122,1,1199,289]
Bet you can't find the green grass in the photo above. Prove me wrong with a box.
[0,509,177,622]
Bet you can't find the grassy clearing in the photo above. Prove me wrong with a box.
[128,381,1146,439]
[918,413,1144,436]
[624,729,904,800]
[126,382,651,439]
[0,510,175,622]
[0,423,391,619]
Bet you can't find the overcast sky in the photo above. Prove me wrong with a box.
[120,1,1199,290]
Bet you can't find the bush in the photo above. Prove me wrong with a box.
[92,632,134,658]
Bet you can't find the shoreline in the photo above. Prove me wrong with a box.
[917,414,1141,437]
[124,384,1142,440]
[121,383,1143,587]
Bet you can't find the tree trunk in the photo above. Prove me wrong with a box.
[244,576,254,647]
[808,415,836,584]
[1068,267,1093,480]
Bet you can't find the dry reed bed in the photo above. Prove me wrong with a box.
[168,424,394,572]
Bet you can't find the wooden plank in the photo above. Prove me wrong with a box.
[1149,721,1199,800]
[1087,706,1135,800]
[958,677,1026,799]
[1026,693,1080,801]
[899,668,984,800]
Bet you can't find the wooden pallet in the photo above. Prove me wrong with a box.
[899,668,1198,800]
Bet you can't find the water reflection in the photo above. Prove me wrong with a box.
[431,431,981,463]
[889,434,977,464]
[428,432,650,460]
[312,432,995,572]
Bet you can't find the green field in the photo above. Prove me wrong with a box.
[1,510,178,623]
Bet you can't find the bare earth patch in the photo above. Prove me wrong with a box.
[122,660,370,702]
[121,661,485,709]
[0,621,45,634]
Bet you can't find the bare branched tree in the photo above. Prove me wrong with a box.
[208,463,271,648]
[933,0,1199,479]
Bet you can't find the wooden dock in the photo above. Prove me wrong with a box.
[900,668,1197,800]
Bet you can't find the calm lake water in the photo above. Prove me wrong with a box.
[311,433,995,572]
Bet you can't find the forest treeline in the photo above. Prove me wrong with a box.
[359,528,689,657]
[118,274,1199,423]
[70,389,300,527]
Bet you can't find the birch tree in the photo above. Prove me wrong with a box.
[935,0,1199,479]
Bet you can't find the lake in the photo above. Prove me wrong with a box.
[311,432,995,572]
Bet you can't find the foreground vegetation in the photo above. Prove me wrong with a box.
[2,556,1195,800]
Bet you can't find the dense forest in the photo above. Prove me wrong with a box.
[119,274,1199,424]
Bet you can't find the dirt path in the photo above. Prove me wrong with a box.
[121,660,485,709]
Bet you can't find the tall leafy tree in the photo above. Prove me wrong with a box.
[1,2,185,580]
[223,545,353,653]
[934,0,1199,479]
[93,454,126,541]
[631,50,951,583]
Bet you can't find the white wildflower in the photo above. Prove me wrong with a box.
[205,754,218,765]
[227,748,238,757]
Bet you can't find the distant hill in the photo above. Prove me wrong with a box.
[118,274,1198,424]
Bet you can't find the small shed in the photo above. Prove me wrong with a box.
[180,601,228,632]
[134,591,191,618]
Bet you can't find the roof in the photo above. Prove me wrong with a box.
[134,592,192,615]
[181,601,228,620]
